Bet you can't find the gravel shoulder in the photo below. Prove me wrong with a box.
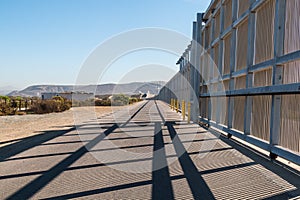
[0,106,126,147]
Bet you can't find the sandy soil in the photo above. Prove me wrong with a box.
[0,106,126,147]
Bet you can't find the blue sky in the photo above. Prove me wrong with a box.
[0,0,211,89]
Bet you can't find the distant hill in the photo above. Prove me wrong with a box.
[7,82,165,97]
[0,86,20,96]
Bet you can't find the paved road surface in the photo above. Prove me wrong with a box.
[0,100,299,199]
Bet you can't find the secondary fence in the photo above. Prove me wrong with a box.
[157,0,300,165]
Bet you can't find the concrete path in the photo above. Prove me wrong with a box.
[0,100,299,199]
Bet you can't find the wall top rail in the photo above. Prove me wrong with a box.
[200,83,300,97]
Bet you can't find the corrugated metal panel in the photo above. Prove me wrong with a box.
[224,0,232,29]
[255,0,275,64]
[214,11,221,40]
[205,25,211,49]
[236,19,248,71]
[283,60,300,84]
[253,68,273,87]
[211,97,218,122]
[223,79,230,91]
[202,31,206,48]
[223,34,231,75]
[251,96,271,141]
[200,97,209,118]
[199,97,204,117]
[283,0,300,84]
[238,0,249,18]
[284,0,300,54]
[235,76,246,90]
[203,50,210,81]
[214,43,219,78]
[233,96,245,131]
[200,55,204,80]
[280,94,300,153]
[219,97,228,126]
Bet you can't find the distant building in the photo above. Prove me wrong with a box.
[140,91,155,99]
[41,92,94,101]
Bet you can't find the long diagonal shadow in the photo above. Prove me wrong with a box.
[155,100,215,200]
[39,163,258,199]
[204,127,300,198]
[0,147,234,181]
[152,122,174,199]
[7,124,118,200]
[166,122,215,200]
[0,127,76,162]
[38,163,258,199]
[41,180,154,200]
[7,101,148,200]
[3,137,221,163]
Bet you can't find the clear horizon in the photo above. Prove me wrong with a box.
[0,0,211,90]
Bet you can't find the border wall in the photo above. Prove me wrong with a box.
[157,0,300,165]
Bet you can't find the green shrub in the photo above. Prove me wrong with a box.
[94,99,111,106]
[31,98,71,114]
[129,97,139,104]
[111,94,129,106]
[0,103,16,115]
[72,99,94,107]
[94,94,136,107]
[0,96,10,104]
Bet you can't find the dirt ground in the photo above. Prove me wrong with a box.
[0,106,126,147]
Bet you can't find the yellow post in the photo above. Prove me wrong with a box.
[173,99,175,111]
[172,99,175,110]
[187,102,191,123]
[172,99,175,111]
[173,99,176,111]
[182,100,185,120]
[172,99,174,110]
[176,99,179,113]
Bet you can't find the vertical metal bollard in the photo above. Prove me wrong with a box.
[188,102,191,123]
[173,99,176,111]
[182,100,185,120]
[172,99,174,110]
[172,99,175,111]
[176,99,179,113]
[172,99,174,111]
[170,99,172,109]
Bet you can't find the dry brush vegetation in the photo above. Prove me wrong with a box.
[0,94,142,116]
